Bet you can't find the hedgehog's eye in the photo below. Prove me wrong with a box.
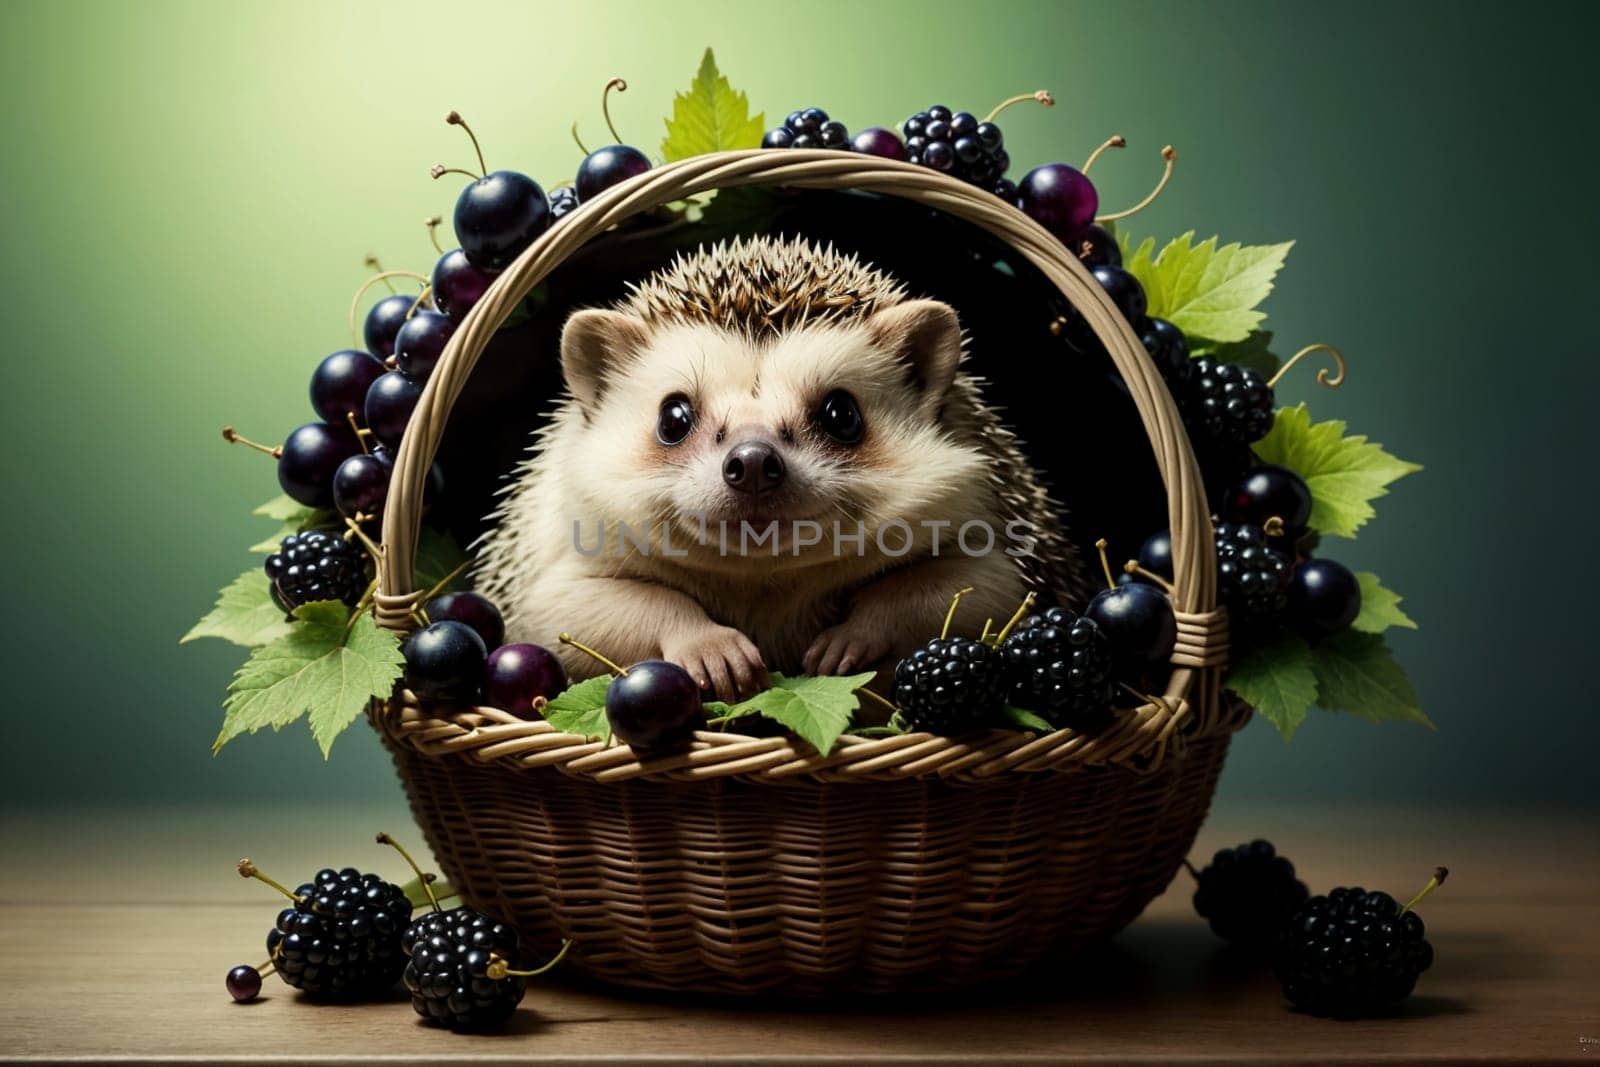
[656,395,695,446]
[813,390,864,445]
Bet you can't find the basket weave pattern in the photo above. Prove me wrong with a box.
[371,150,1242,994]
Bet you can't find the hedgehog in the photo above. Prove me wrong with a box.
[472,236,1089,700]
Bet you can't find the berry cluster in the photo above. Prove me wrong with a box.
[762,107,849,150]
[238,860,413,999]
[902,106,1013,196]
[402,591,567,714]
[229,835,570,1035]
[1187,843,1446,1016]
[264,530,367,611]
[1133,464,1364,644]
[1275,874,1442,1016]
[892,570,1176,737]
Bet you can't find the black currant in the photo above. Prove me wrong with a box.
[430,248,496,323]
[309,349,385,426]
[394,309,455,383]
[363,293,417,360]
[364,371,422,451]
[485,643,568,719]
[404,620,488,703]
[425,591,504,650]
[575,145,652,201]
[1017,163,1099,244]
[1288,558,1361,640]
[453,171,550,271]
[277,422,361,508]
[1224,465,1313,535]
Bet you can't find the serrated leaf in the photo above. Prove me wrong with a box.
[1226,635,1319,741]
[1000,705,1056,733]
[1126,231,1293,343]
[1195,330,1280,377]
[183,569,293,648]
[1252,403,1422,538]
[1352,572,1418,634]
[660,48,764,161]
[216,602,405,756]
[721,672,875,755]
[541,675,613,741]
[253,494,309,521]
[413,527,470,594]
[1311,630,1432,729]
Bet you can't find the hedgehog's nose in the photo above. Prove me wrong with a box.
[723,440,786,495]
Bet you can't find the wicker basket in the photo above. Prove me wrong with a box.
[371,150,1242,996]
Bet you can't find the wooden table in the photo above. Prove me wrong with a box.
[1,799,1594,1064]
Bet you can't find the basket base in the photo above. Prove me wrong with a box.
[383,729,1231,997]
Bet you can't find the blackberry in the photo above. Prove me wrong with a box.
[239,860,413,998]
[762,107,849,150]
[1190,839,1309,947]
[998,608,1115,729]
[901,105,1011,195]
[1274,869,1446,1016]
[893,637,1005,734]
[549,186,579,220]
[402,907,572,1031]
[1214,521,1293,627]
[264,530,366,611]
[1184,357,1276,445]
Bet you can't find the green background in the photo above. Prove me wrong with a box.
[2,0,1593,809]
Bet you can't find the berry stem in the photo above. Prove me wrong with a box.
[570,122,592,157]
[1082,134,1126,174]
[1123,559,1176,595]
[430,164,481,182]
[983,89,1055,124]
[375,832,440,912]
[342,516,384,567]
[236,859,303,904]
[445,111,488,176]
[424,216,444,255]
[940,586,976,640]
[221,426,282,459]
[601,77,628,144]
[559,633,628,676]
[854,686,901,717]
[486,939,572,980]
[1262,516,1286,538]
[365,255,397,294]
[404,286,433,321]
[257,959,277,977]
[347,271,429,346]
[1398,866,1449,916]
[1094,538,1116,591]
[345,411,372,453]
[416,559,472,604]
[1095,146,1178,223]
[1267,343,1347,390]
[992,591,1038,645]
[978,618,993,642]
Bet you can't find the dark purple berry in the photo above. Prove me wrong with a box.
[575,145,652,201]
[1139,316,1191,388]
[485,643,569,719]
[1075,222,1122,268]
[1288,559,1361,640]
[264,530,367,610]
[363,293,417,360]
[1091,264,1148,322]
[430,249,495,322]
[226,964,262,1002]
[606,660,704,752]
[1086,582,1176,669]
[548,186,579,220]
[1192,839,1309,947]
[404,620,488,703]
[453,171,550,271]
[1017,163,1099,244]
[923,140,955,171]
[850,127,907,161]
[892,637,1006,734]
[364,371,422,450]
[310,350,385,426]
[393,309,455,383]
[1224,465,1313,535]
[332,452,392,520]
[277,422,361,508]
[424,591,504,651]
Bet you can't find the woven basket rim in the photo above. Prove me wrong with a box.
[372,149,1232,783]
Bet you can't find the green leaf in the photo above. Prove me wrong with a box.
[182,569,293,648]
[1000,705,1056,733]
[1225,635,1319,741]
[1352,572,1418,634]
[253,494,310,521]
[541,675,614,742]
[1126,231,1293,343]
[660,48,764,161]
[413,527,470,593]
[1195,330,1280,377]
[1252,403,1423,538]
[1311,630,1432,729]
[215,602,405,756]
[720,672,875,755]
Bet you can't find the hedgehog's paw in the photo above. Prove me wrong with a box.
[662,625,767,702]
[802,621,892,679]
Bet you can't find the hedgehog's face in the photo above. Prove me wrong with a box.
[559,300,989,568]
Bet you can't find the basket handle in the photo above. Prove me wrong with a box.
[376,150,1219,657]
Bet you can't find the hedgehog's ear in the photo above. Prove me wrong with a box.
[866,300,963,413]
[560,309,652,416]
